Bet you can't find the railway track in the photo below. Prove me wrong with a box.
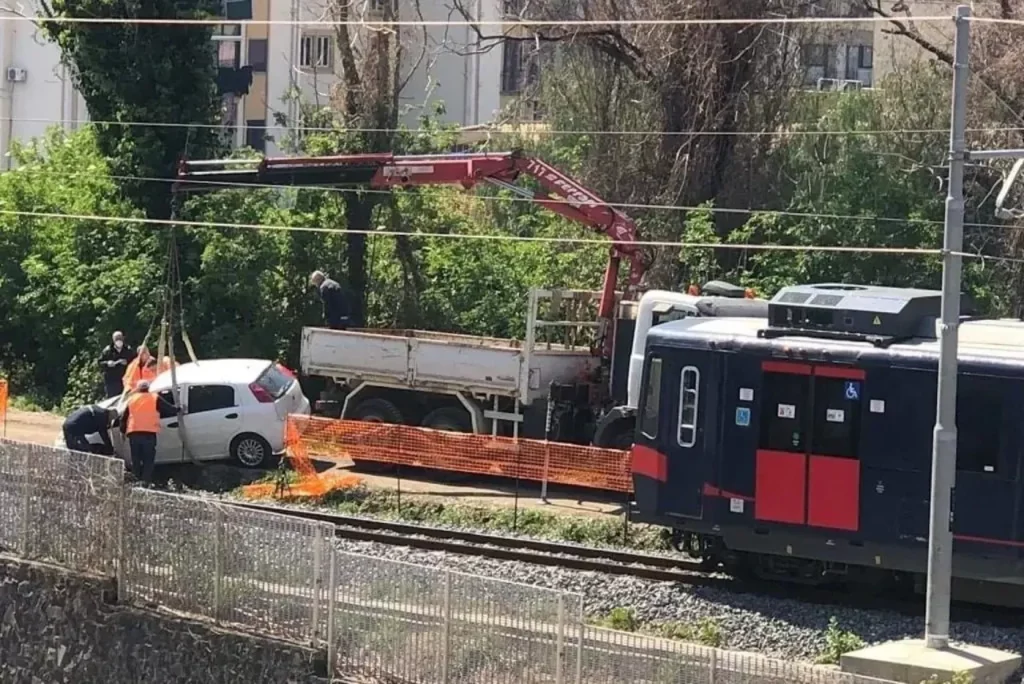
[229,499,720,585]
[223,496,1024,629]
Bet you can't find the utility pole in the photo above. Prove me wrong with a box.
[927,6,1024,649]
[925,4,970,651]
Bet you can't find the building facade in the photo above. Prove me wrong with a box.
[0,0,960,163]
[0,0,515,161]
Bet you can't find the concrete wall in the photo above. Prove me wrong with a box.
[0,555,329,684]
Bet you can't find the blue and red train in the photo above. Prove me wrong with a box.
[630,283,1024,603]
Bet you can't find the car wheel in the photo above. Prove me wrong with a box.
[231,433,273,469]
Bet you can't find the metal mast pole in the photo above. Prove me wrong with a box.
[925,3,970,651]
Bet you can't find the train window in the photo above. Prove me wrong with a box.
[956,376,1004,475]
[677,366,700,447]
[811,377,862,459]
[640,356,663,439]
[759,372,810,453]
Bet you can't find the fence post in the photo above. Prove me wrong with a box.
[116,484,126,604]
[441,570,451,683]
[311,524,323,644]
[575,600,583,684]
[20,447,31,557]
[555,593,566,684]
[709,648,718,684]
[213,507,224,623]
[326,545,337,676]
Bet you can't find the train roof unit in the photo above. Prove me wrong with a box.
[763,283,976,346]
[645,282,1024,365]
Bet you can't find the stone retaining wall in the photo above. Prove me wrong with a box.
[0,555,330,684]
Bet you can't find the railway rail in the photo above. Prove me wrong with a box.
[230,499,715,584]
[226,497,1023,627]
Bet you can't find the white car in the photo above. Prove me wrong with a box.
[55,358,311,468]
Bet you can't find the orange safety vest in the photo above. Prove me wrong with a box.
[126,392,160,434]
[123,358,157,391]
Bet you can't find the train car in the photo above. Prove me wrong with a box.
[630,283,1024,604]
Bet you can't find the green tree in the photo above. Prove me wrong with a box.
[41,0,222,219]
[724,64,1014,311]
[0,129,161,407]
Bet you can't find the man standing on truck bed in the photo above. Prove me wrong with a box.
[309,270,350,330]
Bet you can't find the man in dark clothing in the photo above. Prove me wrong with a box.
[310,270,351,330]
[62,404,116,455]
[98,331,136,398]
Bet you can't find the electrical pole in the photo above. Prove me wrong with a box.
[925,3,970,651]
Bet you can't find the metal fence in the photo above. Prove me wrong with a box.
[0,438,896,684]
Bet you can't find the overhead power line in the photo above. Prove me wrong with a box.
[25,167,1018,232]
[0,207,950,256]
[0,13,958,27]
[18,114,1024,138]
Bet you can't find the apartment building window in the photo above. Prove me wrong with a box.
[501,39,539,95]
[248,38,267,72]
[223,0,251,20]
[214,24,242,69]
[368,0,390,11]
[246,120,267,152]
[300,34,333,69]
[503,0,524,14]
[858,45,873,69]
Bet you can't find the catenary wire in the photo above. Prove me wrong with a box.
[0,13,957,27]
[0,207,968,258]
[18,115,1024,138]
[23,167,1020,233]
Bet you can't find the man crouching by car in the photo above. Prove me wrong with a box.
[62,404,117,455]
[120,380,163,486]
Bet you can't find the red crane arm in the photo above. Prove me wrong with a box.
[175,150,645,351]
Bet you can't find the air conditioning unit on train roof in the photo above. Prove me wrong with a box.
[765,283,977,341]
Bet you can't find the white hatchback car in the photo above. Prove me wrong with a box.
[56,358,311,468]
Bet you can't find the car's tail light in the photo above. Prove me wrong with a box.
[276,363,296,379]
[249,382,275,403]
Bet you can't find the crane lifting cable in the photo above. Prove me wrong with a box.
[162,226,200,465]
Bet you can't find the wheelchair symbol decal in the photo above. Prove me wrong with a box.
[844,381,861,401]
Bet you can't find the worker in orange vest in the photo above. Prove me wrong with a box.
[122,346,157,393]
[123,379,161,485]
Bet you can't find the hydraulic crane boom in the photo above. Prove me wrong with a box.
[174,149,646,357]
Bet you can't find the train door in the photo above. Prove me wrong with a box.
[755,362,863,533]
[632,349,716,520]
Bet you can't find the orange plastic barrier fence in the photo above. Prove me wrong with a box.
[287,414,634,494]
[241,419,364,500]
[0,379,7,434]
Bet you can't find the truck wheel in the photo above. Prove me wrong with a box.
[421,407,472,433]
[351,398,404,424]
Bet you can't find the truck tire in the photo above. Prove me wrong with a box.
[421,406,472,433]
[351,397,404,424]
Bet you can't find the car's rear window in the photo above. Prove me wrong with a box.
[255,363,294,400]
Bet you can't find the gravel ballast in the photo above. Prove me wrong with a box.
[168,471,1021,666]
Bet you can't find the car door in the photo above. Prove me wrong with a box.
[154,389,185,464]
[183,384,239,460]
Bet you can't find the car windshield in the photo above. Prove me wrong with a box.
[254,363,293,400]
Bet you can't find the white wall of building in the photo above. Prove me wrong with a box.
[0,0,511,161]
[264,0,506,155]
[0,8,87,168]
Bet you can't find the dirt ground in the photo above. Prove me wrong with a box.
[2,407,63,446]
[2,406,624,519]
